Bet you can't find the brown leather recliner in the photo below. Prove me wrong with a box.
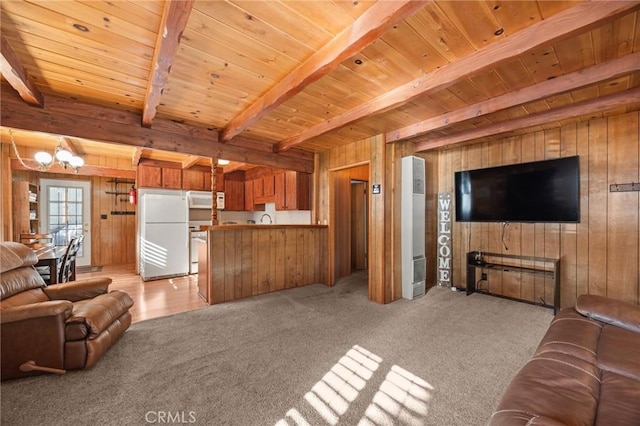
[1,241,134,381]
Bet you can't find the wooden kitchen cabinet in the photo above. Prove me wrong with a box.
[263,174,275,198]
[253,178,264,200]
[137,164,162,188]
[243,179,265,212]
[244,180,254,211]
[183,169,206,191]
[254,175,275,204]
[184,168,224,192]
[137,163,182,189]
[224,171,245,211]
[162,168,182,189]
[275,171,310,210]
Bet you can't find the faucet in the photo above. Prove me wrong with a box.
[260,213,273,224]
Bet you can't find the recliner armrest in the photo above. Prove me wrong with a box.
[68,290,134,338]
[0,300,73,324]
[1,301,71,381]
[43,277,112,302]
[575,294,640,333]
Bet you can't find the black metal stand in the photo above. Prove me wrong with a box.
[466,251,560,314]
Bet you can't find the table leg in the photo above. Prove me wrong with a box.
[49,259,58,285]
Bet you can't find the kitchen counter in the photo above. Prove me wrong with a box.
[205,224,327,230]
[199,225,328,304]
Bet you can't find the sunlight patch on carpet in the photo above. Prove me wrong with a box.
[275,345,433,426]
[359,365,433,425]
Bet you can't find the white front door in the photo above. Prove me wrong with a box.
[39,179,92,267]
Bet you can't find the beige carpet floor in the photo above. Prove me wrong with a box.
[1,272,553,425]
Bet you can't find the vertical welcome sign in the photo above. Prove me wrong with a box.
[437,193,452,286]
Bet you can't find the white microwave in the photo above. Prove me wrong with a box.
[187,191,225,210]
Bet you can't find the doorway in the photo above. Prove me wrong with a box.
[39,179,92,266]
[331,164,370,285]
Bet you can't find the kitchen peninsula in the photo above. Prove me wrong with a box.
[197,224,328,304]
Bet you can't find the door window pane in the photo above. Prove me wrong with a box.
[48,185,84,246]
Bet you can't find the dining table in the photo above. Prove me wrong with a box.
[33,245,69,285]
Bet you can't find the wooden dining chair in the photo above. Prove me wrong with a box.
[35,239,76,285]
[58,237,81,283]
[69,235,84,281]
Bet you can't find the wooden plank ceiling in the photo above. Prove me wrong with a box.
[1,0,639,172]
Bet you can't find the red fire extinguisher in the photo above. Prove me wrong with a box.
[129,185,137,205]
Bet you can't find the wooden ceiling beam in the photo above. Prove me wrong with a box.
[142,0,194,128]
[221,162,247,174]
[276,1,640,152]
[1,92,314,173]
[228,136,314,162]
[387,51,640,143]
[219,0,430,142]
[414,87,640,152]
[11,158,136,179]
[0,33,44,107]
[182,155,201,169]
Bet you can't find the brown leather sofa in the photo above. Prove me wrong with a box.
[490,294,640,425]
[1,241,133,381]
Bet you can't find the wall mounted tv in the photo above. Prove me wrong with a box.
[454,156,580,223]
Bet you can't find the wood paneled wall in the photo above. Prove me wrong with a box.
[435,111,640,307]
[6,144,137,266]
[11,170,136,266]
[93,175,136,265]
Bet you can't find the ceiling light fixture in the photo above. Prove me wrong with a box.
[217,159,230,166]
[9,130,84,173]
[9,130,83,173]
[34,139,84,172]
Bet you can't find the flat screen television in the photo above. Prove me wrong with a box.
[454,156,580,223]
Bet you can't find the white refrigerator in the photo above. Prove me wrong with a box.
[139,188,189,281]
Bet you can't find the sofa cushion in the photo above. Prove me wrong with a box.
[491,351,601,425]
[595,371,640,426]
[0,242,38,274]
[576,294,640,333]
[534,309,601,364]
[0,267,46,302]
[489,411,571,426]
[597,324,640,381]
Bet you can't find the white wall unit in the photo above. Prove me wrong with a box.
[401,156,426,299]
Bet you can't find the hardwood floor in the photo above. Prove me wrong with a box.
[77,264,207,323]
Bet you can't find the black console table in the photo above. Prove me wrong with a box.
[466,251,560,314]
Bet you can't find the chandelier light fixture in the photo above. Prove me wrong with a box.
[8,130,84,173]
[34,141,85,172]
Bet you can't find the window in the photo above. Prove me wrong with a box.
[47,186,83,249]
